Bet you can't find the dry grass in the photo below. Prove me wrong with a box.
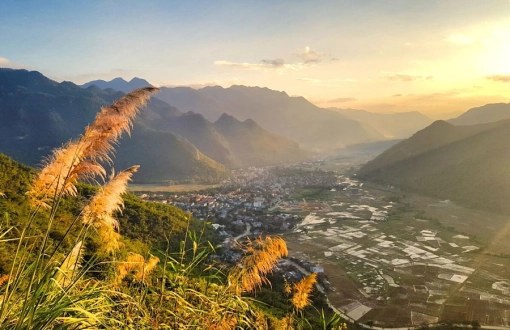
[291,273,316,310]
[230,236,288,293]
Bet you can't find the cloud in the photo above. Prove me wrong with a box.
[486,75,510,83]
[328,97,358,103]
[0,57,10,66]
[446,34,476,45]
[294,46,326,64]
[159,78,242,89]
[383,73,434,82]
[0,57,26,69]
[298,77,322,84]
[214,59,304,72]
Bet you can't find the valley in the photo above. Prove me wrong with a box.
[283,177,510,327]
[136,159,510,328]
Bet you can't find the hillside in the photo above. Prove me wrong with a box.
[214,113,309,167]
[448,103,510,126]
[82,78,309,167]
[0,69,226,182]
[331,108,434,139]
[114,122,227,183]
[156,85,386,149]
[358,119,510,213]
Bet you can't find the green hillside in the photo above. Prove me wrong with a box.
[358,119,510,214]
[0,69,226,182]
[214,113,309,167]
[114,122,227,183]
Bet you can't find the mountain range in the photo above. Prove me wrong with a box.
[0,69,227,182]
[0,69,312,182]
[79,77,449,151]
[358,119,510,214]
[155,85,385,150]
[448,103,510,126]
[81,77,153,93]
[330,108,434,139]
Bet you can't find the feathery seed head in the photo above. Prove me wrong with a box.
[291,272,316,310]
[230,235,288,293]
[82,166,139,253]
[27,87,158,209]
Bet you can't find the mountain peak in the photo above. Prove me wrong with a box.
[81,76,153,93]
[216,113,239,123]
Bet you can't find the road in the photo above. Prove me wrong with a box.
[233,223,251,242]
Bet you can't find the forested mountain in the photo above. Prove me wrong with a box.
[0,68,226,182]
[358,119,510,213]
[213,113,309,167]
[0,153,214,271]
[448,103,510,126]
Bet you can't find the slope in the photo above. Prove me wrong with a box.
[214,113,309,167]
[331,108,434,139]
[114,122,227,183]
[358,119,510,213]
[157,85,385,149]
[448,103,510,126]
[0,69,226,182]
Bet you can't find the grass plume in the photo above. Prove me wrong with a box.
[291,273,316,310]
[230,236,288,293]
[27,87,158,209]
[82,166,139,253]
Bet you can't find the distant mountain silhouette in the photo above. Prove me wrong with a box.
[359,119,510,214]
[81,77,152,93]
[448,103,510,126]
[156,85,385,150]
[330,108,434,139]
[1,69,309,182]
[156,87,226,122]
[0,69,225,183]
[213,113,309,167]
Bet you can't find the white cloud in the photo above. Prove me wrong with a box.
[215,46,336,73]
[0,57,10,66]
[446,34,476,45]
[298,77,322,84]
[214,60,304,72]
[328,97,358,103]
[294,46,325,64]
[0,57,29,70]
[383,72,434,82]
[159,78,242,89]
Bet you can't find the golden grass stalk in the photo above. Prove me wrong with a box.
[27,87,158,209]
[291,272,316,310]
[0,274,9,287]
[134,255,160,282]
[56,241,83,286]
[230,236,288,293]
[82,166,139,253]
[116,253,160,286]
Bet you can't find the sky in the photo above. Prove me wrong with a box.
[1,0,509,118]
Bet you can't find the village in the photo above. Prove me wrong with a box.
[135,164,510,328]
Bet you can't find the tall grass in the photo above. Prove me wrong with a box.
[0,87,341,329]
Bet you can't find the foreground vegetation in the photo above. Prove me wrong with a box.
[0,88,345,329]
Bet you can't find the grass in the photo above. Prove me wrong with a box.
[0,89,346,329]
